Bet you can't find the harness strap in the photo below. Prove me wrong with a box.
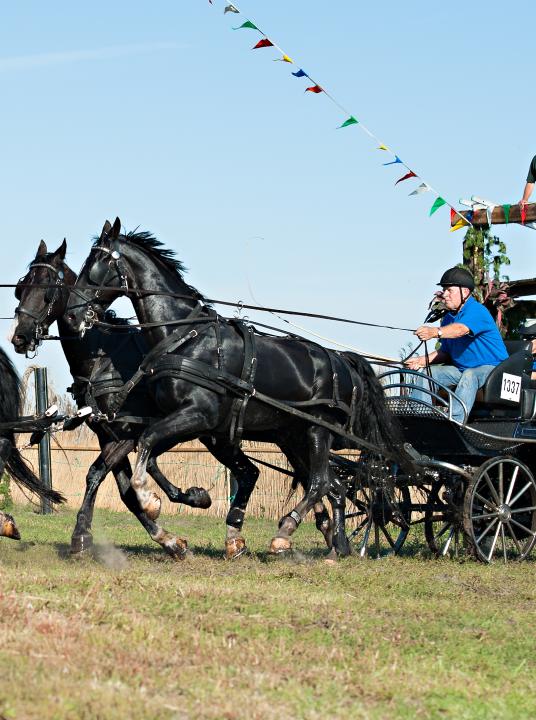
[285,397,352,415]
[111,414,158,426]
[229,322,257,445]
[139,355,394,459]
[147,356,226,395]
[214,316,225,371]
[101,305,207,415]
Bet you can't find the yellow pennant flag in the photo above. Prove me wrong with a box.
[450,219,468,232]
[274,54,294,63]
[377,144,389,151]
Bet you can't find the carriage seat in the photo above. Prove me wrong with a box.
[471,341,533,418]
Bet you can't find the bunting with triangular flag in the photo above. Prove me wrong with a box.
[383,156,402,166]
[233,20,259,30]
[210,1,470,229]
[409,183,430,196]
[429,197,447,216]
[337,116,358,129]
[395,171,417,185]
[450,218,467,232]
[503,204,511,225]
[253,38,273,49]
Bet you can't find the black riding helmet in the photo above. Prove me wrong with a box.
[437,266,475,291]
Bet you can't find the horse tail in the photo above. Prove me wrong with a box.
[340,351,412,467]
[0,348,65,505]
[4,433,65,505]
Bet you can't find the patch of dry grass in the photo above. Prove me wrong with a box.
[1,506,536,719]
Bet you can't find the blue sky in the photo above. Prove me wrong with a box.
[1,0,535,393]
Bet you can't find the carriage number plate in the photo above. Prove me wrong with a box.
[500,373,522,402]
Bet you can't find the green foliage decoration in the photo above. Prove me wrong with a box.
[462,227,513,335]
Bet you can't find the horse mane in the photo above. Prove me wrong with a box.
[102,310,135,328]
[94,229,208,303]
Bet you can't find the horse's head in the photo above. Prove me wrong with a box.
[12,238,75,356]
[70,217,130,333]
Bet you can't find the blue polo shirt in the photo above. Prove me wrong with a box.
[440,296,508,370]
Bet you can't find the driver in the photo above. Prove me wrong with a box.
[405,267,508,422]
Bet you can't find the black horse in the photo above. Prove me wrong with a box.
[12,238,339,558]
[12,239,212,557]
[69,218,409,557]
[0,345,65,539]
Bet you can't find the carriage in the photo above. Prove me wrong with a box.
[340,329,536,563]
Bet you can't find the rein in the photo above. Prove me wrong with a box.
[4,281,416,334]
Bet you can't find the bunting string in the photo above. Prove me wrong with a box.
[209,1,472,228]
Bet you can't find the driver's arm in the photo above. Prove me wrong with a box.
[415,322,470,341]
[405,349,449,370]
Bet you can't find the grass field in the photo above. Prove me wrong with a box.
[1,505,536,720]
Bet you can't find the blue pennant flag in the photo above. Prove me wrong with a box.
[382,156,402,166]
[292,68,307,78]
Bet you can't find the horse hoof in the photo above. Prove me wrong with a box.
[269,537,292,555]
[324,549,338,565]
[0,513,20,540]
[185,486,212,509]
[145,492,162,520]
[164,536,189,561]
[70,533,93,555]
[225,537,247,560]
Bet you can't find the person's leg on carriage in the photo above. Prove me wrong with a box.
[406,361,496,423]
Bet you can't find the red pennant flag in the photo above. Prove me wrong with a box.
[521,204,527,225]
[450,208,456,223]
[253,39,274,49]
[394,171,417,185]
[305,85,323,94]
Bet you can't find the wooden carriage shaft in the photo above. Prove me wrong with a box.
[451,203,536,229]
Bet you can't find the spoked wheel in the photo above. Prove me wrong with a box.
[345,483,412,559]
[463,456,536,563]
[424,479,466,558]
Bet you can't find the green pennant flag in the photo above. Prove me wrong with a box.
[233,21,259,30]
[337,116,358,129]
[429,197,447,216]
[503,203,511,225]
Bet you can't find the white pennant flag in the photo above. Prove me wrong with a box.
[408,183,430,196]
[224,4,239,13]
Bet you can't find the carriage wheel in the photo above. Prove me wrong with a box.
[345,483,412,559]
[463,457,536,563]
[424,479,466,558]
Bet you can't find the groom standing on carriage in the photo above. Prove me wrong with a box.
[405,267,508,423]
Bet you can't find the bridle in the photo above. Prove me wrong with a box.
[15,261,68,352]
[76,243,130,336]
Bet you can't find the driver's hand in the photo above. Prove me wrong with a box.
[405,356,425,370]
[414,324,438,341]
